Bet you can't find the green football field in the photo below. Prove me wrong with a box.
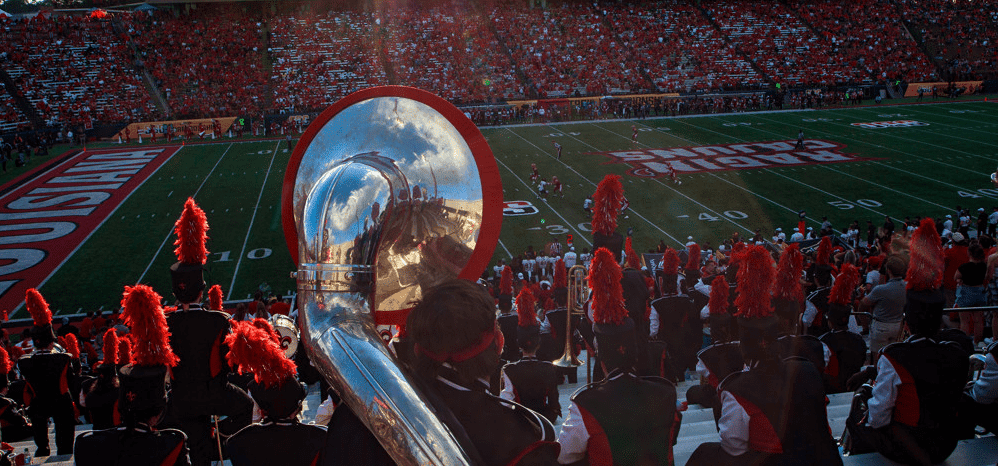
[17,100,998,315]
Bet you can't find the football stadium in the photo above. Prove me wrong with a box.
[0,0,997,464]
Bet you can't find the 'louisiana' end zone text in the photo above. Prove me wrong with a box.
[0,147,179,313]
[597,140,875,177]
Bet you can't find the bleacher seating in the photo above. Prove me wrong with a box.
[897,0,998,80]
[128,5,268,118]
[791,0,937,83]
[4,0,998,132]
[268,9,388,112]
[384,3,522,103]
[0,13,157,128]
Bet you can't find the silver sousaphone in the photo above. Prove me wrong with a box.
[281,86,503,466]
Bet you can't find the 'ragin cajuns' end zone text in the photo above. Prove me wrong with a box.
[0,147,178,313]
[597,140,875,177]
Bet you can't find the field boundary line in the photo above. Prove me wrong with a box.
[751,110,993,162]
[228,141,281,300]
[496,239,512,259]
[503,127,685,246]
[479,108,813,130]
[744,113,992,179]
[493,156,593,248]
[708,115,963,212]
[137,143,234,285]
[848,106,998,148]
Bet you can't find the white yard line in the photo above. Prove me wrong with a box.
[562,122,761,238]
[228,141,281,299]
[493,156,593,247]
[137,143,234,284]
[848,106,998,148]
[24,147,185,313]
[707,115,960,212]
[745,113,995,182]
[750,111,994,162]
[496,239,513,259]
[504,127,685,246]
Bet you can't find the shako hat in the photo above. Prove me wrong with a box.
[827,263,860,328]
[118,284,179,414]
[25,288,56,348]
[592,175,625,262]
[589,247,635,369]
[734,245,778,359]
[226,320,303,420]
[515,287,540,350]
[498,265,514,312]
[170,197,209,303]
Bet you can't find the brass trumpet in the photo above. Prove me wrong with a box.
[553,265,587,368]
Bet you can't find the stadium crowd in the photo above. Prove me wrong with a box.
[0,0,993,135]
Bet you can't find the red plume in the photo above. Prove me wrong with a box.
[907,218,944,290]
[553,259,567,289]
[9,346,22,361]
[102,329,119,366]
[62,333,81,359]
[173,197,209,265]
[729,242,747,265]
[251,317,281,346]
[686,244,701,270]
[208,285,223,310]
[500,266,513,295]
[225,320,297,388]
[829,263,860,306]
[734,245,776,318]
[121,284,179,367]
[662,248,680,275]
[118,337,132,365]
[0,310,7,322]
[625,237,641,269]
[25,288,52,327]
[544,297,556,311]
[708,275,730,315]
[774,244,805,302]
[0,346,10,375]
[589,247,627,325]
[815,236,832,266]
[516,287,538,327]
[592,175,624,235]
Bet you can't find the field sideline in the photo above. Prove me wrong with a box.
[3,100,996,316]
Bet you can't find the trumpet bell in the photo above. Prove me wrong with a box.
[282,86,503,465]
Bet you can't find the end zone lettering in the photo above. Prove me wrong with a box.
[598,140,874,177]
[850,120,929,129]
[0,147,179,312]
[504,200,539,216]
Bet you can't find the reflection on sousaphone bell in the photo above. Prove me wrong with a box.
[281,86,502,466]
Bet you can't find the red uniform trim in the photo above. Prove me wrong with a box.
[210,335,223,378]
[23,382,33,406]
[885,355,919,426]
[159,440,184,466]
[731,393,783,454]
[59,363,69,395]
[825,351,839,379]
[503,441,560,466]
[578,405,613,466]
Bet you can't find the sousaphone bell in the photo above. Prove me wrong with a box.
[282,86,503,466]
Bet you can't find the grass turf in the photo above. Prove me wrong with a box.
[13,99,998,315]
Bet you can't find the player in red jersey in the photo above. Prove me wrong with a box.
[530,163,540,184]
[148,125,156,143]
[551,175,563,197]
[632,125,638,143]
[665,161,682,185]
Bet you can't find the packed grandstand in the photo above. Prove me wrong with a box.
[0,0,996,138]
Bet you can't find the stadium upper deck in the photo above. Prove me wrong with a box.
[0,0,993,132]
